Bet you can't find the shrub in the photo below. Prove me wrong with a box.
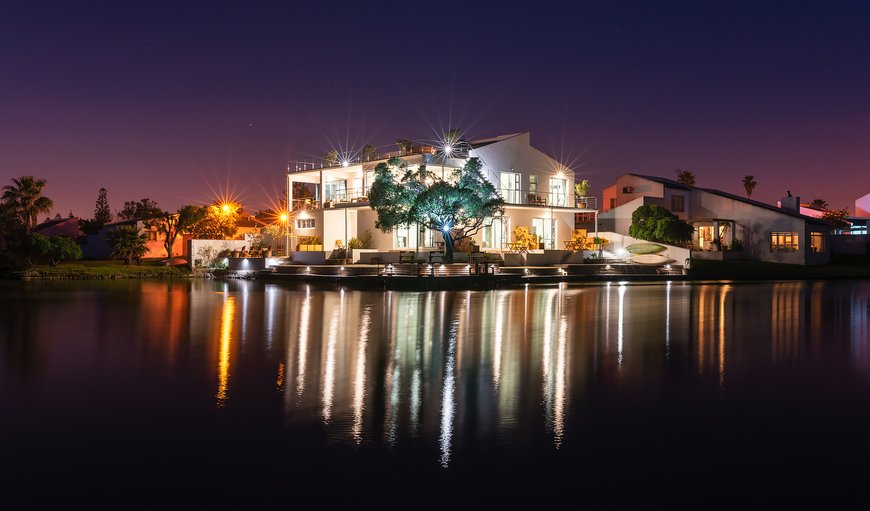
[348,229,374,250]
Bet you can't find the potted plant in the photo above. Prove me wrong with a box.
[231,248,240,258]
[262,245,272,258]
[575,179,591,208]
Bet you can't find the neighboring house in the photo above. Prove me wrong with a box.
[285,132,597,252]
[82,219,186,260]
[236,214,267,240]
[857,192,870,218]
[598,174,831,265]
[34,214,84,238]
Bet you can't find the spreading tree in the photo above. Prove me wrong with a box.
[820,208,850,230]
[27,234,83,267]
[118,198,162,221]
[369,157,504,263]
[628,204,694,245]
[190,202,240,239]
[155,205,205,257]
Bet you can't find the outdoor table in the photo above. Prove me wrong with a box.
[506,242,528,253]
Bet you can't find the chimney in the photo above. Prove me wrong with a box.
[779,194,800,212]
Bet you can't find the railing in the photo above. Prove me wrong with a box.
[500,189,598,209]
[292,188,598,210]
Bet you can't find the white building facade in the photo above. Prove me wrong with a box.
[285,132,596,255]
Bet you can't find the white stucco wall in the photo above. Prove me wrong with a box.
[596,186,831,265]
[692,191,829,265]
[188,239,249,269]
[470,133,574,199]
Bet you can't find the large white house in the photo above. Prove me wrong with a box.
[285,132,596,255]
[598,173,831,265]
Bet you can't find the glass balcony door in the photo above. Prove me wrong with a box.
[500,172,521,204]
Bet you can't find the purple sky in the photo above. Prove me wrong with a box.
[2,1,869,218]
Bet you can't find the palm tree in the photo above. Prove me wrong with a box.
[675,169,696,186]
[742,175,757,198]
[107,224,148,264]
[361,144,378,162]
[1,176,54,232]
[396,139,413,155]
[809,199,829,210]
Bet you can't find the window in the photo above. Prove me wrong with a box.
[810,232,824,253]
[419,226,435,248]
[482,216,508,250]
[146,230,158,241]
[671,195,685,212]
[364,170,375,195]
[609,198,616,209]
[297,218,316,229]
[771,232,799,252]
[500,172,521,204]
[324,179,347,202]
[394,224,415,249]
[532,218,553,249]
[549,177,567,207]
[529,175,538,194]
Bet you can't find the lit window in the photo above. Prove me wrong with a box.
[500,172,521,204]
[770,232,799,252]
[810,232,824,253]
[296,218,316,229]
[671,195,685,212]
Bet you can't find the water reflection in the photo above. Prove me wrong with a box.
[215,294,235,407]
[5,279,870,475]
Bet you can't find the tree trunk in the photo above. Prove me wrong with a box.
[164,231,177,258]
[443,231,454,263]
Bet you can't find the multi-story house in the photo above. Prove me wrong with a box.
[599,173,831,265]
[285,132,597,254]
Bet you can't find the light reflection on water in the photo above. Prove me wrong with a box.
[4,278,870,483]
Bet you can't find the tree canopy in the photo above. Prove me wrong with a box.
[2,176,54,232]
[94,187,112,225]
[369,157,504,262]
[27,233,83,267]
[155,205,206,257]
[106,224,148,264]
[118,198,162,221]
[809,198,829,210]
[675,169,696,186]
[820,207,850,230]
[190,202,240,240]
[628,204,694,245]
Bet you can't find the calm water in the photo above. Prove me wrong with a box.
[2,278,870,497]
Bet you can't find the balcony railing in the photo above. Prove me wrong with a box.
[500,189,598,209]
[291,188,599,210]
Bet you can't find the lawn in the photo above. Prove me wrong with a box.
[14,259,192,279]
